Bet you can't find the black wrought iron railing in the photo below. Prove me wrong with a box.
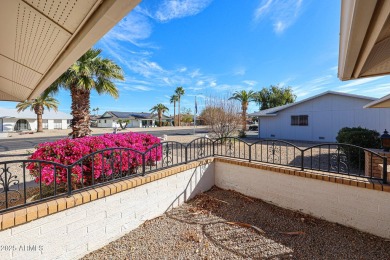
[0,137,387,213]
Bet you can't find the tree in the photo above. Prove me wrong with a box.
[150,104,169,127]
[202,96,241,138]
[175,86,185,126]
[255,85,296,110]
[117,119,131,129]
[43,48,124,138]
[16,95,59,132]
[170,94,179,126]
[180,107,193,125]
[92,107,99,116]
[229,90,256,132]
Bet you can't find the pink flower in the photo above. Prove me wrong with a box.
[27,132,161,186]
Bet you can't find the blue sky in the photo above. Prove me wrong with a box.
[2,0,390,115]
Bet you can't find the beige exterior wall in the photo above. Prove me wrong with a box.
[215,161,390,239]
[0,162,214,260]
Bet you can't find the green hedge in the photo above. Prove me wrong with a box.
[336,127,381,170]
[336,127,381,149]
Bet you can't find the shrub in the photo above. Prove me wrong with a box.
[27,132,161,186]
[336,127,381,169]
[336,127,381,148]
[238,130,247,138]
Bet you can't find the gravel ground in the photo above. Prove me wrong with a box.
[82,187,390,260]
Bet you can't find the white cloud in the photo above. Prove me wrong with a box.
[189,69,202,78]
[144,0,213,22]
[337,76,385,89]
[178,67,187,72]
[210,81,217,87]
[308,75,333,86]
[188,86,204,91]
[103,10,152,47]
[243,80,257,86]
[121,58,167,78]
[254,0,304,34]
[213,84,247,92]
[123,85,153,91]
[254,0,273,19]
[196,80,205,86]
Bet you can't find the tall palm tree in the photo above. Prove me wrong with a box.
[44,49,124,138]
[150,104,169,127]
[16,95,59,132]
[175,86,185,126]
[229,90,256,132]
[170,94,179,126]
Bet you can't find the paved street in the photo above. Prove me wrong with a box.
[0,128,209,153]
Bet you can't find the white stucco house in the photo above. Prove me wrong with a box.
[0,107,72,132]
[249,91,390,142]
[97,111,172,128]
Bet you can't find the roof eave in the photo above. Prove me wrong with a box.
[338,0,390,80]
[28,0,141,100]
[364,94,390,108]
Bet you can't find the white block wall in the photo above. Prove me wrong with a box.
[215,161,390,239]
[0,163,214,260]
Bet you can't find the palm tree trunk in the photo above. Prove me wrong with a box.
[178,97,181,127]
[37,113,43,132]
[173,101,176,127]
[242,103,247,132]
[34,105,44,132]
[159,111,162,127]
[70,86,91,138]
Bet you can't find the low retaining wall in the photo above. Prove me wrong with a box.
[0,159,214,260]
[215,158,390,239]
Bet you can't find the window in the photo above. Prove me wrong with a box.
[104,120,107,123]
[291,115,308,126]
[14,119,31,131]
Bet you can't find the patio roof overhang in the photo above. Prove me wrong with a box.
[0,0,140,102]
[364,93,390,108]
[338,0,390,81]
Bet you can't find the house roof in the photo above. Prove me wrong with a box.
[249,91,376,117]
[99,111,171,120]
[0,107,72,120]
[364,93,390,108]
[0,0,140,102]
[338,0,390,80]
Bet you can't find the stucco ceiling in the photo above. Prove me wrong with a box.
[0,0,140,102]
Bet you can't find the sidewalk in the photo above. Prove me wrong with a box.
[2,126,208,139]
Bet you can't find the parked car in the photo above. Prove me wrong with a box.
[248,125,258,131]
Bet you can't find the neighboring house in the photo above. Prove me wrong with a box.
[97,111,172,128]
[249,91,390,142]
[0,108,72,132]
[90,115,101,127]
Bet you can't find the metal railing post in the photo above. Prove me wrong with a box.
[185,146,188,164]
[383,157,388,184]
[301,150,304,171]
[142,153,146,176]
[212,141,215,156]
[67,166,72,196]
[249,144,252,162]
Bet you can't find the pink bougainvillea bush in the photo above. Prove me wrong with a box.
[27,132,162,186]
